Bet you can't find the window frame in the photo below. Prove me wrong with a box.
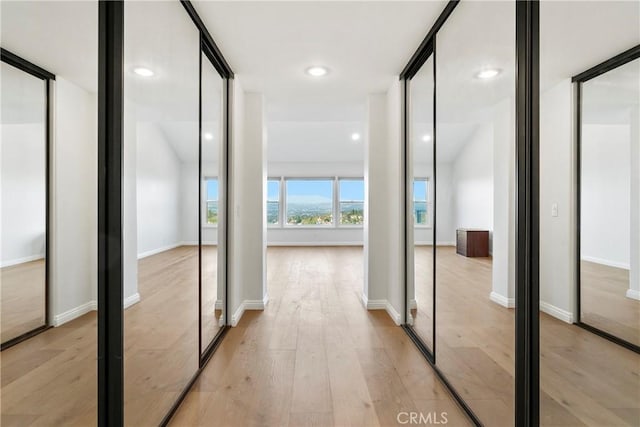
[203,176,218,228]
[283,177,336,228]
[337,177,365,228]
[413,177,432,229]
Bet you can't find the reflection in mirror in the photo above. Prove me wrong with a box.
[1,61,47,345]
[201,54,224,351]
[408,54,435,350]
[124,1,200,424]
[580,58,640,347]
[435,1,515,424]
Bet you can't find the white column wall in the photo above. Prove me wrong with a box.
[627,105,639,300]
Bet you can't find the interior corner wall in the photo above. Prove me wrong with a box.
[50,76,97,324]
[135,122,182,257]
[451,123,494,245]
[364,80,403,324]
[539,79,575,321]
[228,79,267,326]
[491,97,516,307]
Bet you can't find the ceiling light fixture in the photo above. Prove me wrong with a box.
[351,133,361,141]
[306,66,329,77]
[475,68,501,80]
[203,132,214,141]
[133,67,154,77]
[422,134,431,142]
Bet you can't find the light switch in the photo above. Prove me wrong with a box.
[551,203,558,217]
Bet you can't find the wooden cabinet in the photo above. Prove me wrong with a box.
[456,229,489,257]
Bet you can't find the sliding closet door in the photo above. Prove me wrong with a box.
[435,2,516,424]
[0,60,47,346]
[123,2,200,424]
[200,52,226,355]
[406,54,435,352]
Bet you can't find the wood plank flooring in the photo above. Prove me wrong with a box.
[580,260,639,346]
[410,246,639,427]
[1,259,46,343]
[170,247,471,427]
[2,246,637,426]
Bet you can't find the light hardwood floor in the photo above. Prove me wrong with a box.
[580,260,639,346]
[1,246,222,427]
[1,259,46,343]
[411,246,640,427]
[170,247,471,427]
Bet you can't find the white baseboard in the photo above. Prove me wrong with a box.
[409,299,417,310]
[124,293,141,309]
[267,241,363,247]
[215,299,223,310]
[230,294,269,326]
[626,288,640,301]
[0,254,45,268]
[137,243,182,259]
[581,256,629,270]
[53,300,97,326]
[360,294,401,325]
[489,291,515,308]
[540,301,574,324]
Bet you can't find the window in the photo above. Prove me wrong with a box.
[205,178,218,225]
[285,179,333,225]
[339,179,364,225]
[267,179,280,225]
[413,178,429,226]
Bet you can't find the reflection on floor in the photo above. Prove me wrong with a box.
[171,247,471,426]
[580,260,639,345]
[1,245,223,427]
[1,259,46,343]
[411,246,640,426]
[411,246,434,350]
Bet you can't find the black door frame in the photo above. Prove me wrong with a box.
[400,1,540,426]
[98,1,234,425]
[0,49,55,351]
[573,44,640,354]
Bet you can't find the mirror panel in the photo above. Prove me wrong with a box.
[201,54,225,351]
[408,54,435,351]
[435,1,516,424]
[580,58,640,346]
[1,61,47,345]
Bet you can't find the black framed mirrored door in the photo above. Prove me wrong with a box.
[1,50,52,349]
[575,46,640,353]
[405,50,436,358]
[199,44,228,362]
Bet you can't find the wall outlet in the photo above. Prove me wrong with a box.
[551,203,558,217]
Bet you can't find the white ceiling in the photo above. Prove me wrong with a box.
[1,1,638,165]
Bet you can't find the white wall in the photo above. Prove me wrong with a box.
[1,123,46,266]
[450,123,494,245]
[228,80,268,326]
[581,124,631,269]
[363,81,404,324]
[630,106,639,300]
[50,77,97,324]
[135,123,182,257]
[539,80,577,322]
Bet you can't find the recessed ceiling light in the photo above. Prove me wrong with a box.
[306,66,329,77]
[133,67,154,77]
[203,132,214,141]
[351,133,361,141]
[422,134,431,142]
[475,68,501,80]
